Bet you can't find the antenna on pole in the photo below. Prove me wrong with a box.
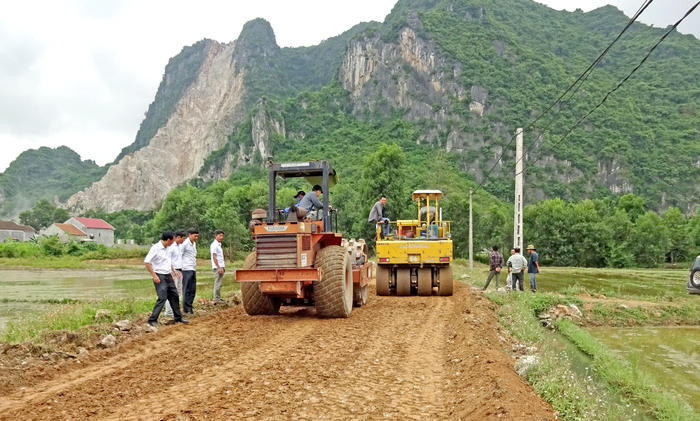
[513,128,524,252]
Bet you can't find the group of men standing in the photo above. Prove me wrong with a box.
[482,245,540,292]
[143,228,228,327]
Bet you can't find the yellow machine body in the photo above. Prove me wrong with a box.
[375,190,454,296]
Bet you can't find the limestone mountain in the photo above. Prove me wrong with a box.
[66,0,699,213]
[0,146,106,218]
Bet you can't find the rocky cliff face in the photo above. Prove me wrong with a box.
[338,14,577,192]
[340,25,468,147]
[66,20,284,212]
[67,40,246,212]
[59,1,698,213]
[200,98,286,180]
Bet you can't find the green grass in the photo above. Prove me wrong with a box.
[0,256,96,268]
[1,270,241,344]
[490,291,622,420]
[1,297,154,343]
[455,259,700,420]
[557,319,697,420]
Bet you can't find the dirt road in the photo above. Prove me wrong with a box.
[0,283,555,420]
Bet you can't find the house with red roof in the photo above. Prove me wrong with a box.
[42,223,89,242]
[65,217,115,245]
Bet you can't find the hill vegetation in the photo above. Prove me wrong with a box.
[0,146,106,218]
[3,0,698,269]
[207,0,699,210]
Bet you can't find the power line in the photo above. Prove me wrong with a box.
[515,0,700,178]
[472,0,654,193]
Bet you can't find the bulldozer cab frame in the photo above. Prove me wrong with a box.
[236,160,371,317]
[267,161,338,232]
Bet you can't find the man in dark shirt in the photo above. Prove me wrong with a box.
[482,245,504,290]
[527,244,540,293]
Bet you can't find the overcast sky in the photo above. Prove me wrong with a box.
[0,0,697,172]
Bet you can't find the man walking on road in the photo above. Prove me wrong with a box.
[507,247,528,291]
[368,195,390,239]
[211,230,226,303]
[144,232,188,327]
[165,232,185,317]
[180,228,199,314]
[527,244,540,293]
[482,245,504,290]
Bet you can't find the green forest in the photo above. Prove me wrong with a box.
[0,146,106,218]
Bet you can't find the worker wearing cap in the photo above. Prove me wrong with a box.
[296,185,326,220]
[526,244,540,293]
[284,191,305,212]
[249,208,267,233]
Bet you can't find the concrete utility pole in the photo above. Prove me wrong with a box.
[513,128,524,252]
[469,188,473,271]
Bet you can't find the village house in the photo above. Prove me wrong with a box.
[64,217,115,246]
[0,220,36,242]
[42,223,89,242]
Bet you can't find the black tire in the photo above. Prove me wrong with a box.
[396,268,411,296]
[314,246,353,318]
[691,269,700,289]
[376,266,390,296]
[240,253,281,315]
[438,266,453,296]
[417,268,432,296]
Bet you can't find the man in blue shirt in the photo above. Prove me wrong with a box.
[283,191,305,214]
[527,244,540,293]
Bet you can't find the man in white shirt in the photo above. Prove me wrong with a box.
[165,232,186,317]
[210,230,226,303]
[144,232,188,326]
[180,228,199,314]
[507,247,529,292]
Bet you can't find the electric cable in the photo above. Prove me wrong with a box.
[471,0,654,194]
[515,0,699,178]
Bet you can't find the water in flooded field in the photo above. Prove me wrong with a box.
[589,326,700,412]
[0,268,151,331]
[534,268,688,298]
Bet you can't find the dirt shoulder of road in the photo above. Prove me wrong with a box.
[0,283,555,420]
[0,297,238,397]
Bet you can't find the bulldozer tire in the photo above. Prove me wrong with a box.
[240,253,281,315]
[396,268,411,296]
[417,268,432,296]
[314,246,353,318]
[438,266,453,296]
[376,266,390,296]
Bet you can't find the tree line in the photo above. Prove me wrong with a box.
[16,142,699,268]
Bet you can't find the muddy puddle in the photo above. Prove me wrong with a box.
[589,325,700,412]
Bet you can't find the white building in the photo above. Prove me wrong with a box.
[42,223,89,242]
[65,217,115,246]
[0,220,36,242]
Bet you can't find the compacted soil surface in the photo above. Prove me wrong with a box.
[0,282,555,420]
